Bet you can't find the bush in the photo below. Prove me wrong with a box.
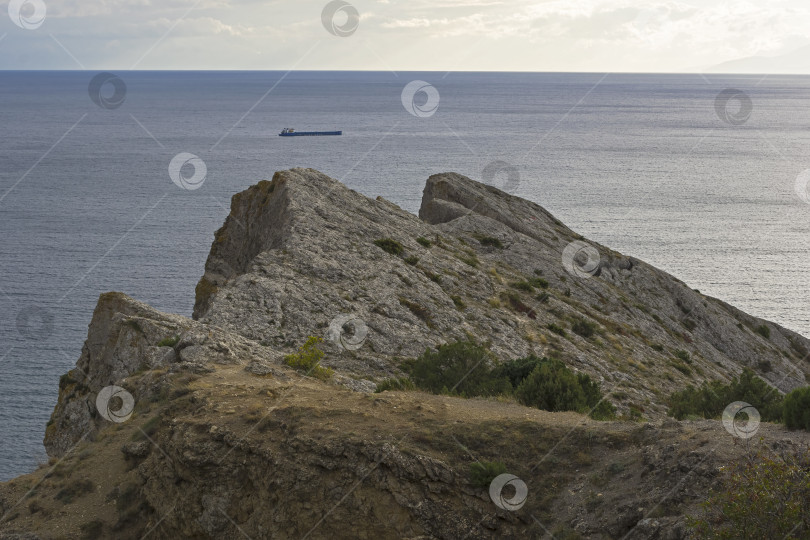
[755,324,771,339]
[510,281,534,292]
[375,377,416,393]
[667,368,783,421]
[374,238,404,256]
[674,349,691,362]
[449,295,466,310]
[469,461,507,488]
[688,451,810,538]
[571,319,596,338]
[402,341,511,398]
[474,235,504,249]
[783,387,810,431]
[416,236,432,248]
[284,336,333,380]
[547,323,567,337]
[55,479,94,504]
[157,335,180,348]
[404,255,419,265]
[491,355,547,389]
[514,359,615,419]
[529,277,549,289]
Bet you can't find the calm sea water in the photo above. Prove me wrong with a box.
[2,71,810,480]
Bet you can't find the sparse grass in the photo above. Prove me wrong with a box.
[55,479,94,504]
[674,349,690,363]
[755,324,771,339]
[682,319,697,332]
[510,281,534,292]
[458,254,480,267]
[571,319,596,338]
[547,323,567,337]
[469,461,507,488]
[399,297,433,327]
[535,292,550,303]
[404,255,419,265]
[529,277,549,289]
[157,335,180,348]
[375,377,416,393]
[131,415,161,441]
[416,236,432,248]
[423,270,441,283]
[474,234,504,249]
[374,238,404,256]
[450,295,466,310]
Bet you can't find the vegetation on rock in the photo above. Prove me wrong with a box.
[284,336,333,380]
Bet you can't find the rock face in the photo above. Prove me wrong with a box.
[194,168,808,407]
[2,168,810,539]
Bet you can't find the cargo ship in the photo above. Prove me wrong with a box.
[279,128,342,137]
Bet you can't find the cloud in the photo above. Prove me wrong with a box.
[3,0,810,71]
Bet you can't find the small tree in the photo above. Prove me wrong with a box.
[783,387,810,431]
[402,341,511,397]
[689,451,810,538]
[284,336,333,380]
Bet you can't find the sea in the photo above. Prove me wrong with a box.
[2,71,810,480]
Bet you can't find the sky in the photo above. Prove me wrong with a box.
[3,0,810,72]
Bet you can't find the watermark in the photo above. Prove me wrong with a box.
[722,401,760,439]
[8,0,46,30]
[327,314,368,351]
[96,385,135,423]
[489,473,528,511]
[88,72,127,110]
[795,169,810,204]
[562,240,601,279]
[169,152,207,191]
[401,80,440,118]
[714,89,752,126]
[16,306,54,340]
[482,160,520,194]
[321,0,359,37]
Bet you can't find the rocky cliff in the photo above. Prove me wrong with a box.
[1,168,809,539]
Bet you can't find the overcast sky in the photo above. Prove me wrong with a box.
[3,0,810,72]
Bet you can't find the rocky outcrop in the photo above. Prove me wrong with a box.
[3,168,810,539]
[190,168,807,409]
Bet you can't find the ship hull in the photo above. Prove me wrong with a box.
[279,131,342,137]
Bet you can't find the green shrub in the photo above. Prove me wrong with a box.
[650,344,664,352]
[375,377,416,393]
[547,323,567,337]
[458,255,479,267]
[667,368,783,421]
[469,461,507,488]
[157,335,180,348]
[755,324,771,339]
[491,355,547,389]
[529,277,549,289]
[402,341,511,397]
[284,336,333,380]
[535,292,550,303]
[399,297,433,326]
[783,387,810,431]
[55,479,94,504]
[688,451,810,538]
[510,281,534,292]
[416,236,432,248]
[404,255,419,265]
[424,270,441,283]
[450,295,466,310]
[682,319,697,331]
[571,319,596,338]
[674,349,690,362]
[474,235,504,249]
[514,360,614,419]
[374,238,404,256]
